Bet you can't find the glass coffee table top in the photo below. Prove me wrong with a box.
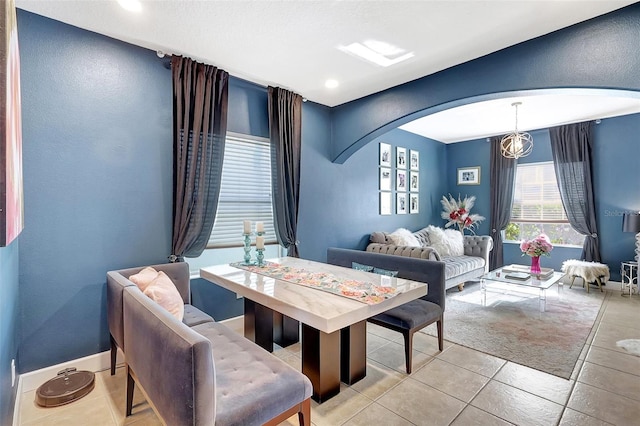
[480,266,566,312]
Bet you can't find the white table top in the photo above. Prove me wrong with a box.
[200,257,428,334]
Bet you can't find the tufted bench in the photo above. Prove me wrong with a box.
[562,259,610,293]
[122,284,312,425]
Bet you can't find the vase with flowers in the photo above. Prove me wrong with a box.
[520,234,553,275]
[440,194,485,234]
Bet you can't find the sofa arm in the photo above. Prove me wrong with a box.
[366,243,441,261]
[464,236,493,272]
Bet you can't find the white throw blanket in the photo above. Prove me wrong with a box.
[561,259,610,283]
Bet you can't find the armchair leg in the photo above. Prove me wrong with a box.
[126,365,135,417]
[110,335,117,376]
[403,330,414,374]
[436,318,444,351]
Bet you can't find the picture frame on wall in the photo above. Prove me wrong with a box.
[396,193,407,214]
[379,142,391,167]
[379,167,392,191]
[396,170,407,191]
[410,150,419,171]
[410,194,419,214]
[410,171,419,192]
[380,192,392,215]
[0,0,24,247]
[457,166,481,185]
[396,147,406,169]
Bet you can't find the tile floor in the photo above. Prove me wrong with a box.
[17,287,640,426]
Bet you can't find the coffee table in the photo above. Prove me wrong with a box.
[480,266,565,312]
[200,257,427,402]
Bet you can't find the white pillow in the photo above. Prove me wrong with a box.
[143,271,185,321]
[444,229,464,256]
[388,228,421,247]
[129,266,159,292]
[426,226,464,257]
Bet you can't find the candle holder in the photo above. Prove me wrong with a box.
[256,248,265,266]
[242,233,255,265]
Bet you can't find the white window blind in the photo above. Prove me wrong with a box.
[207,133,277,248]
[511,162,568,223]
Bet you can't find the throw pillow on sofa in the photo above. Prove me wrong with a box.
[143,271,185,321]
[388,228,421,247]
[129,266,159,292]
[426,226,464,257]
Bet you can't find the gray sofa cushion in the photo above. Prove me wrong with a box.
[442,255,486,280]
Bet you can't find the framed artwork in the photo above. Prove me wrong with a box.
[379,167,392,191]
[396,170,407,191]
[0,0,24,247]
[410,150,419,171]
[410,194,419,214]
[379,142,391,167]
[396,147,406,169]
[396,193,407,214]
[457,166,481,185]
[410,171,419,192]
[380,192,392,215]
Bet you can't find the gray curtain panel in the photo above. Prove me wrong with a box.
[550,121,601,262]
[489,135,516,270]
[171,56,229,260]
[268,87,302,257]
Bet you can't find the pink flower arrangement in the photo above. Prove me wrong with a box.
[440,194,485,234]
[520,234,554,257]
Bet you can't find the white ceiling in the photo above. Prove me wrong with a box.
[15,0,640,143]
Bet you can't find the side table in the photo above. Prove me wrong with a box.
[620,261,638,297]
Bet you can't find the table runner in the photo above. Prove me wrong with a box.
[230,261,399,305]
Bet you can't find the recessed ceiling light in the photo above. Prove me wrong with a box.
[325,79,339,89]
[117,0,142,12]
[338,40,414,67]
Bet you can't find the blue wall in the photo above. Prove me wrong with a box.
[18,11,173,372]
[0,241,19,425]
[297,123,446,261]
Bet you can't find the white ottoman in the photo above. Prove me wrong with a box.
[561,259,609,293]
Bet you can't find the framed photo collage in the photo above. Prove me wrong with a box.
[379,143,419,215]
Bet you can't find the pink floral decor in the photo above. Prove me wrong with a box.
[440,194,485,234]
[520,234,553,275]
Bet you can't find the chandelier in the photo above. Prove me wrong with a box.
[500,102,533,159]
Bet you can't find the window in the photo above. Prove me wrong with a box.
[506,162,584,246]
[207,133,277,248]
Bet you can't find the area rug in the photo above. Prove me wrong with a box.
[422,281,605,379]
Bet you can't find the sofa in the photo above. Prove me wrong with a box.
[366,226,493,291]
[110,264,313,425]
[107,262,215,375]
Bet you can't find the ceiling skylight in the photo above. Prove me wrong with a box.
[117,0,142,13]
[325,79,339,89]
[338,40,414,67]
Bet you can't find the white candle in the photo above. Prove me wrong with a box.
[243,220,251,234]
[256,222,264,233]
[256,236,265,249]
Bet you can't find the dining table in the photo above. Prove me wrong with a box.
[200,257,428,402]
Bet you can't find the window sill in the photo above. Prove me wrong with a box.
[503,240,583,249]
